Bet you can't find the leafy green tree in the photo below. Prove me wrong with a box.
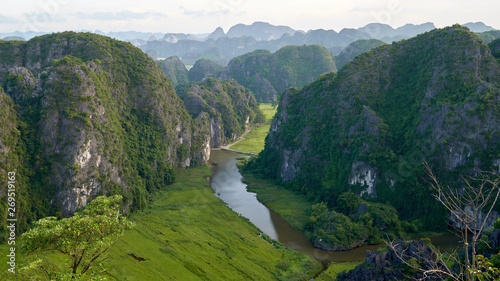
[336,192,359,215]
[20,195,134,279]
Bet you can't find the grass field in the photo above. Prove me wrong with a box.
[230,104,277,154]
[1,165,321,280]
[315,262,361,281]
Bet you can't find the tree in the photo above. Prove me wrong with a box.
[20,195,134,280]
[388,164,500,281]
[336,192,360,215]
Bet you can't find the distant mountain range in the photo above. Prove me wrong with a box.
[137,21,498,65]
[1,21,498,66]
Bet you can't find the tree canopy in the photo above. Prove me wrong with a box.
[21,195,133,279]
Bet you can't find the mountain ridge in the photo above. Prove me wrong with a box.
[247,25,500,248]
[0,32,212,235]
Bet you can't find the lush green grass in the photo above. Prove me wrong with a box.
[0,165,322,280]
[103,165,321,280]
[230,104,276,154]
[259,103,278,120]
[315,262,361,281]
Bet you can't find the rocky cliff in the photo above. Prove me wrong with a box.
[0,32,211,223]
[176,78,265,148]
[337,241,447,281]
[251,25,500,229]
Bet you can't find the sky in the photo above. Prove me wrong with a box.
[0,0,498,34]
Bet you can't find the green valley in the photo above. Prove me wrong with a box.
[230,103,277,154]
[0,165,321,280]
[2,19,500,281]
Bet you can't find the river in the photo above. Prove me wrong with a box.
[209,149,461,264]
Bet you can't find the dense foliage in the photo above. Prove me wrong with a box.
[156,56,189,88]
[0,32,210,239]
[334,39,386,69]
[20,195,133,279]
[188,58,224,82]
[176,78,265,147]
[220,44,337,102]
[246,25,500,249]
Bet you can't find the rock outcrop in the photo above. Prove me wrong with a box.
[252,25,500,231]
[337,241,447,281]
[0,32,211,218]
[176,78,264,148]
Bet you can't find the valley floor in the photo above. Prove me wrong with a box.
[101,165,321,280]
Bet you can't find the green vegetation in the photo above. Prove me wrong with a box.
[157,56,189,88]
[315,262,361,281]
[240,169,311,231]
[222,45,337,102]
[188,59,224,82]
[0,31,211,240]
[476,30,500,44]
[241,162,418,251]
[334,39,386,70]
[245,25,500,250]
[231,103,277,153]
[19,195,133,280]
[177,78,265,147]
[1,166,321,280]
[101,165,321,280]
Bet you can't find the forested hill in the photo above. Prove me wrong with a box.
[0,32,211,239]
[176,78,265,148]
[334,39,386,69]
[156,56,189,88]
[249,25,500,230]
[188,44,336,102]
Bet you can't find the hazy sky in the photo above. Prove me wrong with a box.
[0,0,498,34]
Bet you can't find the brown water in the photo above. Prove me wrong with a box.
[209,150,462,264]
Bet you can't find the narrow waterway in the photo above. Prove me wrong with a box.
[209,149,461,264]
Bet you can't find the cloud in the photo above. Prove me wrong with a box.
[0,14,18,24]
[76,11,167,21]
[179,6,230,18]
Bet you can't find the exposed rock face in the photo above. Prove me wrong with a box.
[337,241,446,281]
[255,25,500,224]
[177,78,264,148]
[0,32,211,216]
[448,207,500,230]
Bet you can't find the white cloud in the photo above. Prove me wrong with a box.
[0,0,498,33]
[76,11,167,21]
[0,14,17,24]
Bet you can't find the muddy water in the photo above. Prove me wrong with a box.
[209,150,461,264]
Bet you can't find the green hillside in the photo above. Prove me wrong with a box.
[247,25,500,250]
[157,56,189,88]
[334,39,386,69]
[185,44,335,102]
[176,78,265,147]
[0,32,210,238]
